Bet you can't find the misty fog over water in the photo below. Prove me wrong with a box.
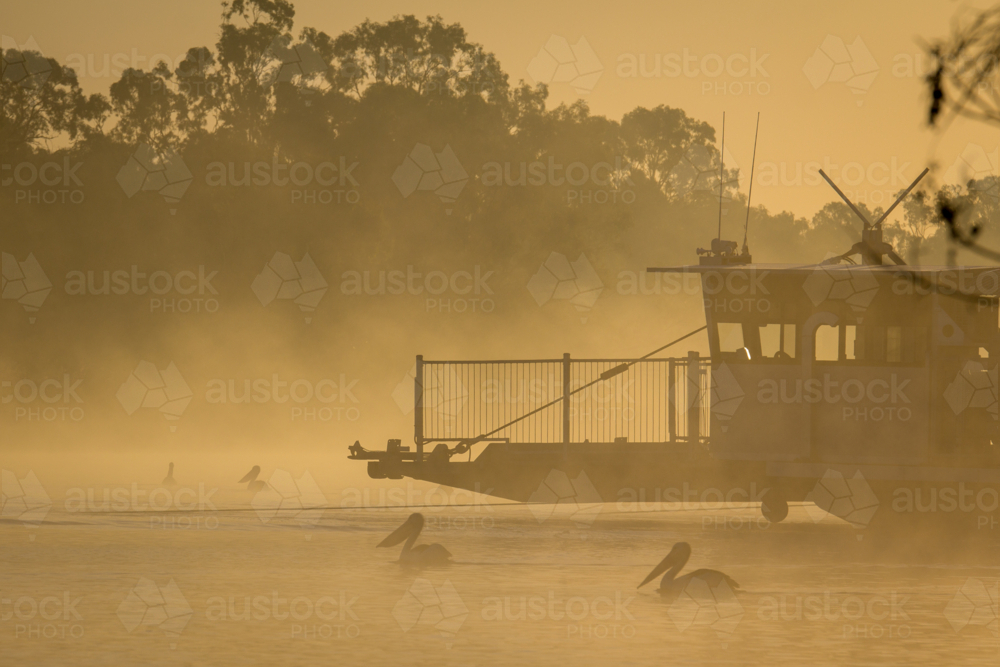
[4,0,1000,664]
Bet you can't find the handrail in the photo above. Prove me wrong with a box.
[415,325,710,455]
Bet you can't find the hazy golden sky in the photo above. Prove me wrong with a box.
[7,0,1000,219]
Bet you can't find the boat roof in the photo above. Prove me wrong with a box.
[647,263,1000,274]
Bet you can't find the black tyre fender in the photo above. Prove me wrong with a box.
[761,486,789,523]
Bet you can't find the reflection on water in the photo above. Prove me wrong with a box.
[1,491,999,666]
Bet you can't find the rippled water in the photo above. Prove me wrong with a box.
[2,488,999,666]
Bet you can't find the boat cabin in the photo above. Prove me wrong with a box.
[653,263,1000,468]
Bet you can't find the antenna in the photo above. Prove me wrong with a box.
[872,167,929,228]
[696,112,751,266]
[817,166,930,266]
[717,112,725,240]
[818,169,872,230]
[742,112,760,254]
[819,167,929,231]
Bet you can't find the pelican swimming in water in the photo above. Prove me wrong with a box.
[239,466,268,492]
[638,542,739,597]
[377,513,451,567]
[162,462,177,487]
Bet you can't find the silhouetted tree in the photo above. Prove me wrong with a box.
[0,47,107,155]
[318,15,508,103]
[621,105,717,198]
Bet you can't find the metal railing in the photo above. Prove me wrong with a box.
[413,352,711,452]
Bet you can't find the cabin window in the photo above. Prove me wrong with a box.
[859,325,926,364]
[759,323,796,359]
[815,325,839,361]
[717,322,744,353]
[845,325,858,360]
[812,324,926,364]
[886,326,903,363]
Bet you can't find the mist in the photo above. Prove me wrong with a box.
[3,1,1000,665]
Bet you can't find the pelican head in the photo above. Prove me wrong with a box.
[638,542,691,589]
[377,513,425,548]
[239,465,267,492]
[377,513,451,567]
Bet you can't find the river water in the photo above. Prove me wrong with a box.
[2,483,998,666]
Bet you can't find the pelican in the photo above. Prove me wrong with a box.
[162,462,177,487]
[377,513,451,567]
[638,542,739,597]
[239,466,268,492]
